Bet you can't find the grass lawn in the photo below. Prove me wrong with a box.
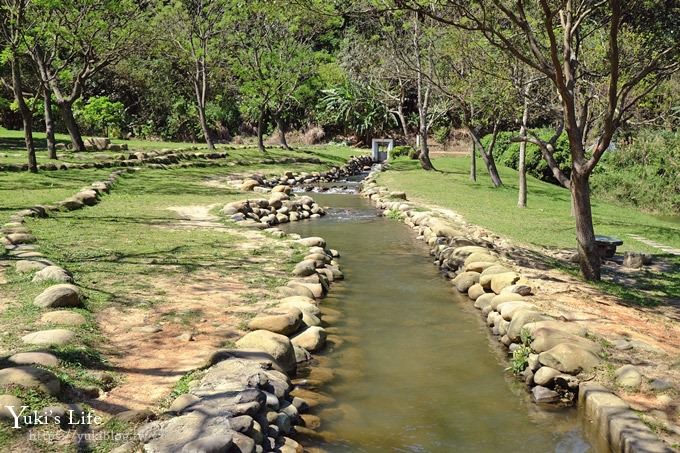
[379,156,680,305]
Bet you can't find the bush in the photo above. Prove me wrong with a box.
[591,130,680,214]
[302,125,325,145]
[390,145,414,159]
[481,128,572,185]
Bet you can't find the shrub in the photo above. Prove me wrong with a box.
[408,147,420,160]
[481,128,572,185]
[390,145,415,159]
[591,130,680,214]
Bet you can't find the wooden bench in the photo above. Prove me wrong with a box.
[595,235,623,258]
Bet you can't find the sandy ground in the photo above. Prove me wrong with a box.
[87,204,282,415]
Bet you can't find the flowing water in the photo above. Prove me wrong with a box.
[283,191,593,453]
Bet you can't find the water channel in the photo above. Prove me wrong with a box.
[283,188,593,453]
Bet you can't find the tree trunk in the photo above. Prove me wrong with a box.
[11,59,37,172]
[518,83,531,207]
[571,171,601,280]
[418,126,435,170]
[396,108,409,143]
[275,117,290,150]
[467,127,503,187]
[257,111,266,153]
[58,100,86,152]
[197,102,215,150]
[470,141,477,182]
[43,88,57,159]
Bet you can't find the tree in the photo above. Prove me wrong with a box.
[26,0,146,152]
[0,0,36,171]
[75,95,124,136]
[157,0,231,150]
[229,1,320,152]
[397,0,680,281]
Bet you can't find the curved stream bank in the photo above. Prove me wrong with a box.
[282,193,592,452]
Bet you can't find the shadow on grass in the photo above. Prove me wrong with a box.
[0,135,71,152]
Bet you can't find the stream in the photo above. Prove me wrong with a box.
[282,188,593,452]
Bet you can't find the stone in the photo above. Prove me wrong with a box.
[534,366,562,386]
[294,345,311,363]
[181,435,233,453]
[8,351,59,367]
[39,311,86,326]
[467,283,486,300]
[247,309,303,336]
[452,271,480,292]
[6,233,36,244]
[390,191,407,200]
[501,284,533,296]
[168,394,201,414]
[531,385,560,404]
[623,252,652,269]
[235,330,296,374]
[21,328,75,346]
[507,310,553,342]
[0,366,60,395]
[480,264,512,277]
[0,395,24,420]
[490,272,521,294]
[473,293,495,310]
[297,237,326,248]
[530,327,601,354]
[291,327,327,352]
[287,281,323,299]
[463,252,497,267]
[614,365,642,389]
[538,343,601,374]
[292,260,317,277]
[241,179,260,191]
[32,266,73,283]
[649,379,672,391]
[59,198,84,211]
[486,293,526,313]
[464,261,498,273]
[497,301,537,320]
[277,285,315,299]
[34,284,84,308]
[15,260,50,273]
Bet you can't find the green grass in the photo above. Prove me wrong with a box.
[380,156,680,304]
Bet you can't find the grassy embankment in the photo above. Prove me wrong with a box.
[379,156,680,305]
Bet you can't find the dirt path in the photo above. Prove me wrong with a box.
[89,204,278,415]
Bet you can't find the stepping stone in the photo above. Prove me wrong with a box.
[8,351,60,367]
[0,395,24,420]
[15,260,51,273]
[247,309,302,336]
[0,366,61,395]
[21,329,75,346]
[5,233,35,244]
[34,284,83,308]
[32,266,74,284]
[40,311,86,326]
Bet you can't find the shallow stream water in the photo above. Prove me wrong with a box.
[283,191,593,453]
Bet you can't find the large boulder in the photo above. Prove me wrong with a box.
[497,301,537,321]
[292,260,317,277]
[235,330,296,374]
[297,237,326,248]
[0,366,61,395]
[291,327,327,352]
[463,253,497,267]
[467,284,486,300]
[530,328,601,354]
[507,310,553,342]
[240,179,260,191]
[32,266,74,284]
[21,329,75,346]
[490,272,521,294]
[538,343,601,374]
[8,351,60,367]
[247,309,303,336]
[34,284,83,308]
[452,271,480,293]
[15,260,51,273]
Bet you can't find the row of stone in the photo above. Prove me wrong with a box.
[359,166,673,453]
[137,235,339,453]
[222,187,326,229]
[0,171,128,424]
[0,146,325,173]
[236,155,374,192]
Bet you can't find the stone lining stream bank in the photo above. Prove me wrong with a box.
[360,164,673,453]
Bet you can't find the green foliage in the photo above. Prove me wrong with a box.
[510,345,532,375]
[482,129,572,185]
[591,130,680,214]
[74,96,125,136]
[318,83,396,140]
[390,145,414,159]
